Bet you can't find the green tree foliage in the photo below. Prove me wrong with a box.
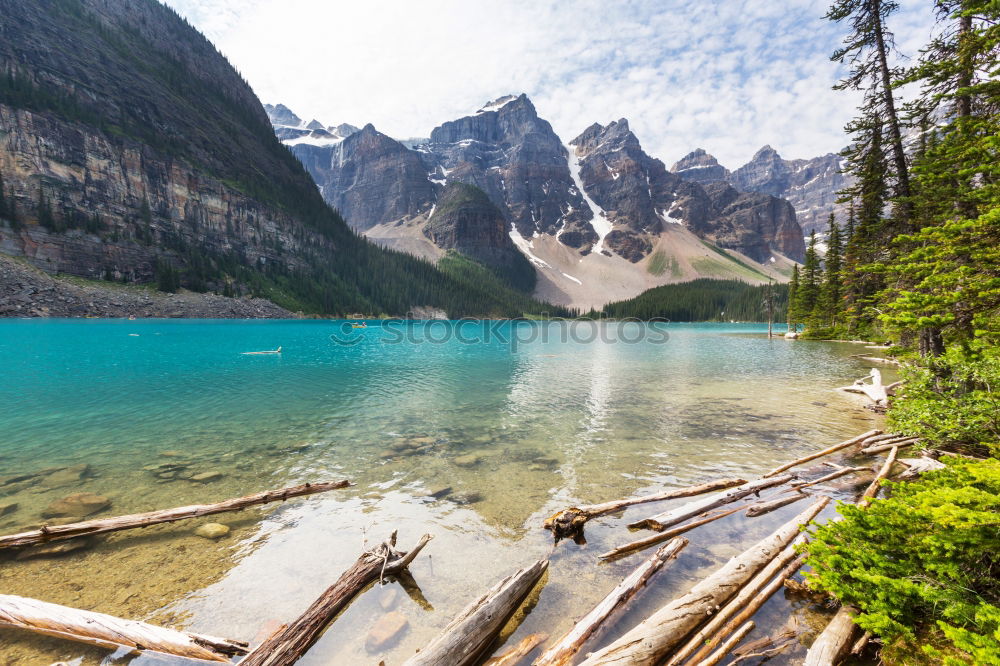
[805,459,1000,664]
[154,258,180,293]
[821,214,844,325]
[0,169,7,221]
[794,231,822,324]
[596,279,788,322]
[807,3,1000,663]
[787,264,801,330]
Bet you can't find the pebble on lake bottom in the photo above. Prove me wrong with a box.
[194,523,230,539]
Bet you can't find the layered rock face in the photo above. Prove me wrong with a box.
[424,182,535,290]
[424,94,596,248]
[670,149,731,185]
[293,124,436,230]
[728,146,849,236]
[0,0,347,285]
[696,182,806,264]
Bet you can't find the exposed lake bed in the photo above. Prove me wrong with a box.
[0,320,887,664]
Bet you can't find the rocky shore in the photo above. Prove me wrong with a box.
[0,255,293,319]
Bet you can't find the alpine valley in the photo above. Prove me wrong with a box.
[268,96,852,309]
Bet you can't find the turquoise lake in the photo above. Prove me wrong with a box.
[0,320,886,664]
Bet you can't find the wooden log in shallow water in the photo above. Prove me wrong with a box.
[859,447,899,507]
[403,559,548,666]
[599,505,744,561]
[534,538,688,666]
[543,477,746,542]
[665,542,805,666]
[577,498,829,666]
[763,430,881,478]
[860,436,919,455]
[240,531,431,666]
[0,481,351,550]
[628,475,793,532]
[700,620,756,666]
[484,633,548,666]
[745,491,806,517]
[803,606,859,666]
[0,594,248,662]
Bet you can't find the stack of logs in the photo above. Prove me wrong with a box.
[0,425,946,666]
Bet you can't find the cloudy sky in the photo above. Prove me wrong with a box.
[162,0,936,168]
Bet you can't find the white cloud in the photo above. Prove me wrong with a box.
[162,0,936,168]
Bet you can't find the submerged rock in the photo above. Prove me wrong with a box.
[0,502,19,517]
[189,471,224,483]
[42,464,92,489]
[378,587,400,611]
[194,523,230,539]
[366,611,408,652]
[453,454,482,468]
[449,491,484,505]
[42,492,111,518]
[417,485,452,500]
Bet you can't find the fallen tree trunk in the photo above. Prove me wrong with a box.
[858,432,903,447]
[763,430,881,478]
[599,505,744,561]
[0,481,351,550]
[859,447,899,507]
[850,355,901,366]
[240,531,431,666]
[803,606,859,666]
[897,456,946,479]
[837,369,888,405]
[627,475,793,532]
[0,594,247,662]
[860,437,919,455]
[745,492,806,517]
[403,559,549,666]
[790,466,868,491]
[534,538,688,666]
[665,542,805,666]
[577,498,829,666]
[542,477,745,542]
[700,620,756,666]
[484,633,548,666]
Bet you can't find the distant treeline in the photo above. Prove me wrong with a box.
[592,279,787,322]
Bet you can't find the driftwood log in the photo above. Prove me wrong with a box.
[860,436,919,455]
[0,594,248,662]
[665,542,806,666]
[898,456,946,479]
[790,466,868,491]
[763,430,881,478]
[542,477,745,542]
[240,531,431,666]
[0,481,351,550]
[402,559,549,666]
[700,620,756,666]
[837,369,889,405]
[858,431,903,447]
[599,504,744,561]
[533,538,688,666]
[803,606,859,666]
[859,446,899,507]
[627,475,793,531]
[483,633,548,666]
[577,498,829,665]
[745,491,806,517]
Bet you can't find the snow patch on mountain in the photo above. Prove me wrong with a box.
[565,144,613,254]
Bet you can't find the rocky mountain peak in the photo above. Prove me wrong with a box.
[671,148,731,185]
[305,119,325,131]
[570,119,637,155]
[264,103,302,127]
[328,123,360,138]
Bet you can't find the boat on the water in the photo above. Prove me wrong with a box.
[243,347,282,355]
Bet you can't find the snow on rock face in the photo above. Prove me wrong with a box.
[476,94,519,114]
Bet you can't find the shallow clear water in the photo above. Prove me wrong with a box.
[0,320,887,664]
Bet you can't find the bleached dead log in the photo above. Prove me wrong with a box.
[763,430,880,478]
[858,432,903,447]
[577,498,829,666]
[599,505,744,561]
[534,538,688,666]
[403,559,549,666]
[628,475,793,531]
[699,620,756,666]
[860,437,919,455]
[484,633,548,666]
[728,632,796,665]
[0,594,247,662]
[240,531,431,666]
[803,606,859,666]
[837,369,888,405]
[0,481,351,550]
[897,457,946,479]
[665,543,805,666]
[542,477,745,542]
[850,354,901,366]
[859,447,899,507]
[745,492,806,517]
[791,466,868,491]
[851,630,872,655]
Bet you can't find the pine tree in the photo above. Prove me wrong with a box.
[822,214,844,326]
[796,231,822,326]
[787,264,801,331]
[827,0,912,227]
[0,170,7,221]
[36,185,55,230]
